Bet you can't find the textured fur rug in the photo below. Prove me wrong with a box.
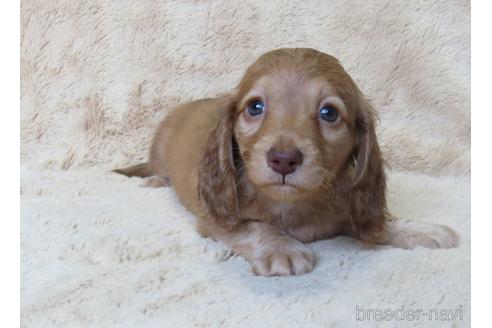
[21,1,470,327]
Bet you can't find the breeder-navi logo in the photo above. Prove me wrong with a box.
[355,305,463,322]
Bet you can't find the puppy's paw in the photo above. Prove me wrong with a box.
[251,241,315,276]
[385,219,459,250]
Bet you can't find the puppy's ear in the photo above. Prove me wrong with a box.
[349,96,388,243]
[197,96,241,230]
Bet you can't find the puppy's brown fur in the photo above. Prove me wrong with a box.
[115,48,458,276]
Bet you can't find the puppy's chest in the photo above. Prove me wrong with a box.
[240,199,347,243]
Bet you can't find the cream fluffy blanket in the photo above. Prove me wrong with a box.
[21,1,470,327]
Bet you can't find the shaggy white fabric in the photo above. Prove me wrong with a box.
[21,0,470,327]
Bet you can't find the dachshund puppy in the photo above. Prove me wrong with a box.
[115,48,458,276]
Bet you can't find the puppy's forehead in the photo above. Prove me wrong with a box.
[271,70,325,98]
[248,71,317,97]
[237,49,362,114]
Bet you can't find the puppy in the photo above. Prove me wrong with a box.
[115,48,458,276]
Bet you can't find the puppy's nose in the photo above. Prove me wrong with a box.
[267,148,303,176]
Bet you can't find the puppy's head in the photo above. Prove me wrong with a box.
[198,48,385,227]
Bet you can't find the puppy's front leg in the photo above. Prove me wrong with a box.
[380,219,459,249]
[213,221,315,276]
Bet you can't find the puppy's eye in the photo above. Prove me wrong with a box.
[247,100,265,116]
[319,105,339,122]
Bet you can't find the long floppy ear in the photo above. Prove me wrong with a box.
[349,96,388,243]
[197,96,241,230]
